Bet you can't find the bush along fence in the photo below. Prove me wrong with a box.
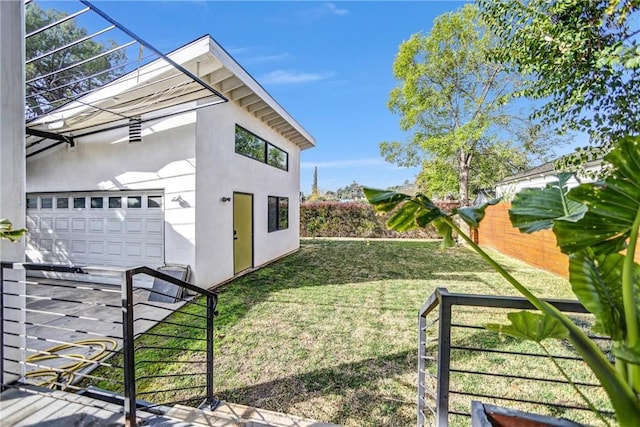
[300,201,459,239]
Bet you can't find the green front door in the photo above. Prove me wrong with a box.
[233,193,253,274]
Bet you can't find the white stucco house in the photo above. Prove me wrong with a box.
[495,157,602,200]
[24,35,315,288]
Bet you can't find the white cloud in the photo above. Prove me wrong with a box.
[301,158,386,169]
[260,70,335,85]
[324,3,349,16]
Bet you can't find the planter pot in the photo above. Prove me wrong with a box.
[471,401,584,427]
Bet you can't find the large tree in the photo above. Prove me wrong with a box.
[382,4,557,206]
[480,0,640,165]
[25,3,125,119]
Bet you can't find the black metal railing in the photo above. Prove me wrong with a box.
[417,288,612,427]
[0,262,218,427]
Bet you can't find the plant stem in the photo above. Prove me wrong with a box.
[622,209,640,391]
[540,343,611,427]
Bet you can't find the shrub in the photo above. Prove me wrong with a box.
[300,201,457,238]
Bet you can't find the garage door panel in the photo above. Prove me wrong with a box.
[72,218,86,232]
[40,218,53,232]
[126,242,143,257]
[107,242,123,256]
[126,219,143,234]
[107,218,123,233]
[146,243,163,260]
[146,219,163,234]
[27,191,165,285]
[89,219,104,232]
[55,218,70,232]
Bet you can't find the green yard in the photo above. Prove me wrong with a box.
[90,239,609,426]
[209,239,597,426]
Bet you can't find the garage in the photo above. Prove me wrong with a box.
[26,190,165,283]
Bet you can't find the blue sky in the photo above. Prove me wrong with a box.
[44,0,579,194]
[71,0,472,195]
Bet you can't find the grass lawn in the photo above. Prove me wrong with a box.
[88,239,609,426]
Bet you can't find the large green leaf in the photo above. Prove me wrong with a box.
[487,311,569,342]
[364,188,447,233]
[569,251,634,341]
[456,198,501,228]
[0,219,26,242]
[363,188,413,213]
[554,136,640,254]
[509,173,587,234]
[433,218,455,249]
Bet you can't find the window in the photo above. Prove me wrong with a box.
[41,197,53,209]
[268,196,289,232]
[127,196,142,208]
[90,197,103,208]
[56,197,69,209]
[267,144,288,171]
[235,125,288,171]
[148,195,162,208]
[73,197,85,209]
[26,197,37,209]
[109,197,121,208]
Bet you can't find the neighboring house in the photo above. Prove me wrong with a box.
[494,157,602,200]
[25,35,315,288]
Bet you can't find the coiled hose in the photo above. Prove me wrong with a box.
[25,339,118,390]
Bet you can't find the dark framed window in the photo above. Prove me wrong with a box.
[26,197,37,209]
[90,197,103,208]
[73,197,86,209]
[41,197,53,209]
[56,197,69,209]
[148,195,162,208]
[127,196,142,208]
[268,196,289,232]
[109,197,122,208]
[267,144,288,170]
[235,125,288,171]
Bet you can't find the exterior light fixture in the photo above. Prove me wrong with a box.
[221,197,231,202]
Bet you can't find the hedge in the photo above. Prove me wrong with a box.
[300,201,459,239]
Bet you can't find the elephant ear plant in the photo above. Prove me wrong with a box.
[364,136,640,426]
[0,219,26,242]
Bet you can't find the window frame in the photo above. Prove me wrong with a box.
[268,196,289,233]
[235,125,289,171]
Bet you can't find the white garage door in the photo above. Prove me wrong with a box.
[26,191,165,283]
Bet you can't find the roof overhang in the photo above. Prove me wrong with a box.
[26,34,315,156]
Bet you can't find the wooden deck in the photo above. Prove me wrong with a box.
[0,385,339,426]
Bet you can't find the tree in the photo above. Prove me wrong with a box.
[25,3,125,119]
[480,0,640,165]
[336,181,365,201]
[309,166,319,201]
[382,4,558,206]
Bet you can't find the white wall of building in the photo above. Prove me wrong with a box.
[195,101,301,286]
[495,163,601,201]
[26,111,198,273]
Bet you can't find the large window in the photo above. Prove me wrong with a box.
[235,125,288,171]
[268,196,289,232]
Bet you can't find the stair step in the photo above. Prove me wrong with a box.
[158,401,339,427]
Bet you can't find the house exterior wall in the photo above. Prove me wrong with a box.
[26,110,198,274]
[495,163,601,200]
[194,101,301,287]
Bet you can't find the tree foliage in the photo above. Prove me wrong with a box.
[382,4,556,206]
[480,0,640,164]
[25,3,125,119]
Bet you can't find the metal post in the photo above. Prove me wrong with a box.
[122,270,137,427]
[206,294,215,405]
[435,293,452,427]
[417,310,427,426]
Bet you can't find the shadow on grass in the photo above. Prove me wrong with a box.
[214,240,494,330]
[216,349,416,426]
